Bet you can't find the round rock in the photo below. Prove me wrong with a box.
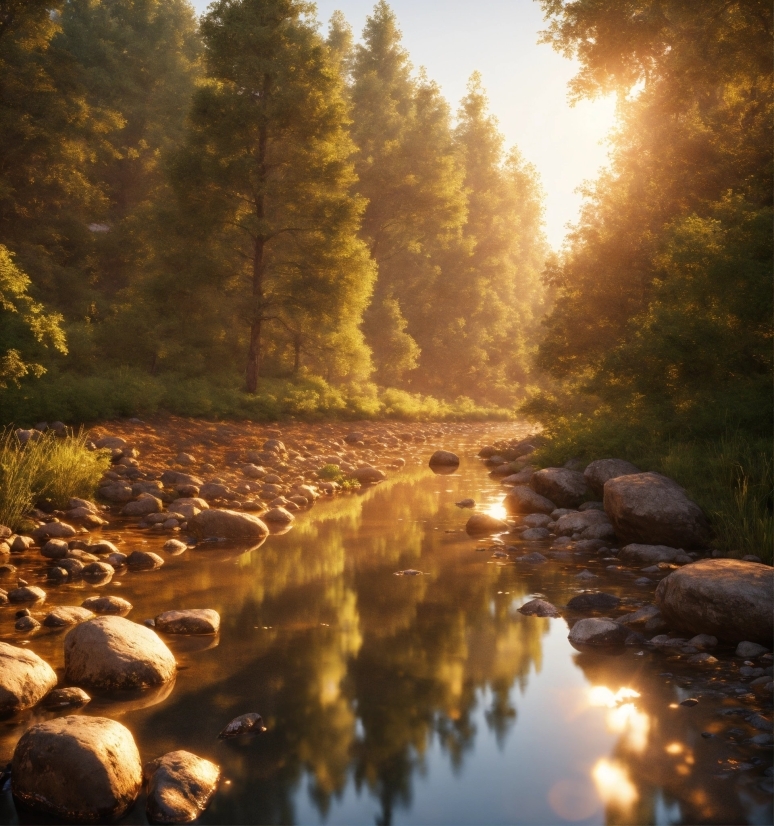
[82,595,133,616]
[11,716,142,822]
[41,686,91,709]
[0,641,57,716]
[503,486,555,515]
[8,585,46,604]
[530,468,588,508]
[429,450,460,467]
[465,513,509,536]
[64,616,176,690]
[584,459,640,498]
[43,606,95,628]
[655,559,773,644]
[568,618,629,647]
[518,599,561,618]
[155,609,220,636]
[188,509,268,541]
[144,750,220,824]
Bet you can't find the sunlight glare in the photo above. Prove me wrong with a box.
[485,502,508,521]
[588,686,640,708]
[592,759,638,809]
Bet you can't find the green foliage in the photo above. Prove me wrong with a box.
[0,430,110,530]
[318,463,360,490]
[0,246,67,387]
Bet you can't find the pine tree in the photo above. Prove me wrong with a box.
[172,0,374,392]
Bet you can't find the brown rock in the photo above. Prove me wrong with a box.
[155,609,220,635]
[465,513,509,535]
[503,486,555,515]
[584,458,640,497]
[0,641,57,716]
[144,750,220,824]
[530,468,588,508]
[188,509,268,540]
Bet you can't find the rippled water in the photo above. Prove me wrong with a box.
[0,428,771,825]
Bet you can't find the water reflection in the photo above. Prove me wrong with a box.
[0,432,770,825]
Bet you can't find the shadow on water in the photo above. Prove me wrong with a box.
[0,431,771,825]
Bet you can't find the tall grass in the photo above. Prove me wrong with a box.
[0,430,110,531]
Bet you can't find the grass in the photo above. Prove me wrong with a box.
[0,369,515,425]
[0,430,111,531]
[318,463,361,491]
[530,417,773,563]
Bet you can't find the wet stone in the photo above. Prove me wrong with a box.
[518,598,561,618]
[218,713,266,739]
[155,609,220,636]
[41,687,91,709]
[144,750,220,824]
[43,606,94,628]
[8,586,46,604]
[82,595,133,616]
[127,550,164,570]
[566,592,621,614]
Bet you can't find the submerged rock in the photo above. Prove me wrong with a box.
[604,472,710,549]
[11,716,142,822]
[41,687,91,709]
[0,641,57,716]
[144,750,220,824]
[188,509,268,541]
[218,713,266,739]
[655,559,773,644]
[155,609,220,636]
[465,513,509,535]
[569,617,629,647]
[64,616,176,690]
[518,598,561,618]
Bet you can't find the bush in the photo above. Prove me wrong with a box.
[0,431,111,530]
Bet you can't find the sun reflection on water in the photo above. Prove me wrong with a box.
[592,758,639,809]
[485,502,508,521]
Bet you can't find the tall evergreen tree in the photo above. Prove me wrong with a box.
[172,0,374,392]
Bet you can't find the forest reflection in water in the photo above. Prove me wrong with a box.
[0,444,770,825]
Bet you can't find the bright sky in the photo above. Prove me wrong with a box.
[191,0,618,249]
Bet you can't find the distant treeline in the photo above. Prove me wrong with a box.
[0,0,547,421]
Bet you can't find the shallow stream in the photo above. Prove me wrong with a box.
[0,426,771,825]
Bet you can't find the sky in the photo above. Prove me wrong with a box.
[190,0,619,249]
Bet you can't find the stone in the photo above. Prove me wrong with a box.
[64,616,176,689]
[218,713,266,739]
[584,459,640,497]
[82,595,133,616]
[199,482,232,501]
[10,535,34,553]
[161,471,204,488]
[82,561,114,584]
[188,509,268,540]
[554,509,611,537]
[47,566,68,583]
[121,494,162,517]
[429,450,459,467]
[89,540,120,555]
[31,521,76,541]
[604,472,710,549]
[8,585,46,603]
[11,716,142,822]
[503,486,555,515]
[530,468,588,508]
[350,466,387,484]
[655,559,773,644]
[568,618,629,647]
[465,513,509,535]
[127,550,164,570]
[41,538,70,559]
[735,641,770,658]
[144,750,220,825]
[619,543,691,565]
[15,615,40,632]
[163,539,188,554]
[155,609,220,635]
[99,483,134,503]
[263,506,295,524]
[95,435,128,450]
[0,641,57,716]
[523,513,552,528]
[566,592,621,613]
[619,605,662,627]
[517,552,548,564]
[501,467,534,486]
[518,598,561,617]
[107,553,127,569]
[688,634,718,650]
[41,687,91,709]
[455,498,476,508]
[521,527,550,540]
[43,606,94,628]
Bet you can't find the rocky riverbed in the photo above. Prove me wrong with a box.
[0,418,771,824]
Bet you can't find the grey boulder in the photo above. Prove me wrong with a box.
[465,513,509,535]
[604,472,710,549]
[530,468,588,508]
[0,641,57,716]
[655,559,773,644]
[64,616,176,689]
[518,599,561,618]
[568,618,629,647]
[12,716,142,822]
[618,544,692,566]
[584,459,640,497]
[503,486,555,515]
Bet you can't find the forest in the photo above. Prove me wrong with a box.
[0,0,771,444]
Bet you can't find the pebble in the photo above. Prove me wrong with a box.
[218,713,266,739]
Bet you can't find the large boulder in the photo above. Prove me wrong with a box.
[584,459,640,497]
[349,466,386,484]
[568,618,629,647]
[429,450,459,467]
[199,482,232,501]
[121,494,162,517]
[655,559,773,644]
[64,616,176,690]
[604,472,711,549]
[144,750,220,824]
[530,468,588,508]
[0,642,57,716]
[503,486,555,515]
[12,716,142,822]
[188,509,268,540]
[619,544,692,566]
[465,513,509,535]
